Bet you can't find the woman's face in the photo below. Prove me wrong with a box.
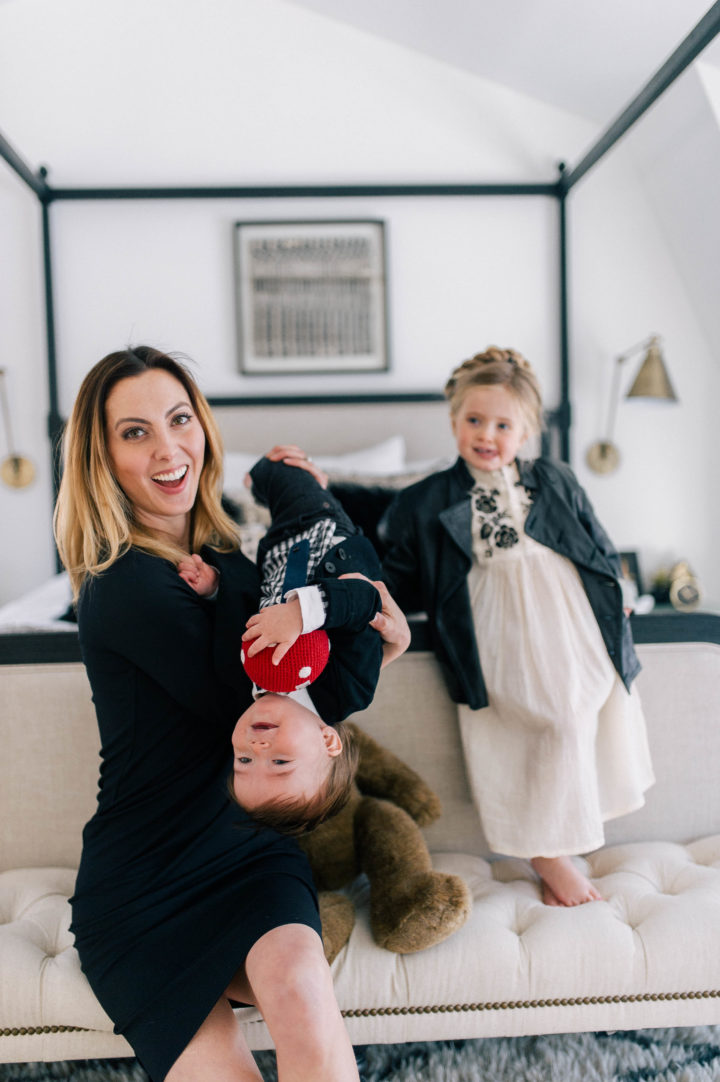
[105,368,206,547]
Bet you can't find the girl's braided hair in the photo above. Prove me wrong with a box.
[444,346,544,435]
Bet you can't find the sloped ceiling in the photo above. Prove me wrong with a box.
[287,0,720,360]
[287,0,720,126]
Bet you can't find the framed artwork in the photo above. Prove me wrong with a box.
[234,219,389,375]
[620,551,644,596]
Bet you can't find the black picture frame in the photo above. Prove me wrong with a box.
[234,219,389,376]
[620,551,644,596]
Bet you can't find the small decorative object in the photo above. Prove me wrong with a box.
[620,551,643,597]
[619,551,654,613]
[668,561,701,612]
[0,368,35,489]
[234,219,389,375]
[650,561,702,611]
[586,335,678,474]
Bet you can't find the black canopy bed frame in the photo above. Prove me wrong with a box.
[1,1,719,665]
[2,1,720,482]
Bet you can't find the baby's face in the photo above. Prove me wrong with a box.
[231,693,341,809]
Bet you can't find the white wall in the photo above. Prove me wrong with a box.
[569,142,720,606]
[0,0,716,611]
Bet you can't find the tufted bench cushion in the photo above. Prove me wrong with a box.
[3,837,719,1059]
[237,836,720,1046]
[0,868,129,1063]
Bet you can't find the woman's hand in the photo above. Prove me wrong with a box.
[242,599,303,665]
[264,445,328,489]
[340,573,411,669]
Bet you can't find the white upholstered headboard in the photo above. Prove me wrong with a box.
[209,395,456,464]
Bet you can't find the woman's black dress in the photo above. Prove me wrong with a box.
[70,546,320,1082]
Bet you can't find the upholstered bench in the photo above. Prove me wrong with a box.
[1,617,719,1064]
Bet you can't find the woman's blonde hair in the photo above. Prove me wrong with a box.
[54,346,240,599]
[444,346,544,435]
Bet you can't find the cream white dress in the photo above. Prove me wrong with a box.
[458,462,654,858]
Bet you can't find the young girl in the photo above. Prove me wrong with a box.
[381,346,654,907]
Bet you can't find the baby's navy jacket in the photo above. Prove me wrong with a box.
[250,457,384,725]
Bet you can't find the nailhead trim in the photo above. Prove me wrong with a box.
[341,989,720,1018]
[1,1026,94,1036]
[3,990,719,1036]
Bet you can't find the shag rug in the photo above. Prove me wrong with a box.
[2,1028,720,1081]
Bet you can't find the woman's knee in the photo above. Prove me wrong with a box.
[246,925,335,1017]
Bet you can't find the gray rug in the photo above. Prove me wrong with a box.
[1,1028,719,1080]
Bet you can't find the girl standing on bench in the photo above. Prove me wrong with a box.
[54,346,361,1082]
[381,346,654,907]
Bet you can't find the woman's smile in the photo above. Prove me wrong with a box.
[151,464,189,489]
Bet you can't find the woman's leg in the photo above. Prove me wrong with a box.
[243,923,359,1082]
[164,996,263,1082]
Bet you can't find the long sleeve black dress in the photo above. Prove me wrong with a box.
[70,544,320,1082]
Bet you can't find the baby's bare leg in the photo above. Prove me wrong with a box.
[530,856,603,906]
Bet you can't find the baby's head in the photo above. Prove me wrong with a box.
[230,691,359,835]
[445,346,543,472]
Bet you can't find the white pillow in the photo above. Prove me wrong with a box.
[223,451,262,494]
[0,572,74,632]
[313,435,406,475]
[224,435,407,492]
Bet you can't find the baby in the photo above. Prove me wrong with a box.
[180,454,409,834]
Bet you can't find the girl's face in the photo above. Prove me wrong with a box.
[452,383,529,472]
[105,368,206,547]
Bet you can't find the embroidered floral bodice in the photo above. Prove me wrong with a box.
[468,461,535,561]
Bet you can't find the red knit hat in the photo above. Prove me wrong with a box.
[241,629,331,694]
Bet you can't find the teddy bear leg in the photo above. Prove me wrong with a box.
[318,891,356,965]
[355,797,472,954]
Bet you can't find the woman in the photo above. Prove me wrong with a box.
[54,346,361,1082]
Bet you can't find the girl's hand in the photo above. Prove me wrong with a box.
[264,444,328,489]
[340,573,411,668]
[178,554,219,597]
[243,599,303,665]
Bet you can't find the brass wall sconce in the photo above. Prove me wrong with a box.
[0,367,36,489]
[586,335,678,474]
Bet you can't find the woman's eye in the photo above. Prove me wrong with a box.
[172,412,193,426]
[121,426,146,441]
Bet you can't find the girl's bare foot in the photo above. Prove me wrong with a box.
[531,855,603,906]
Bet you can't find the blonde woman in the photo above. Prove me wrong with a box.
[55,346,360,1082]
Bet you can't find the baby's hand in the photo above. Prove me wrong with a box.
[264,445,328,489]
[178,554,219,597]
[243,599,303,665]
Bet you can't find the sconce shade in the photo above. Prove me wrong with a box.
[625,337,678,401]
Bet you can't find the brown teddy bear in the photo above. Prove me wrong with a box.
[300,722,472,964]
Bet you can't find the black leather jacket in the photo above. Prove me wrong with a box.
[381,456,640,710]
